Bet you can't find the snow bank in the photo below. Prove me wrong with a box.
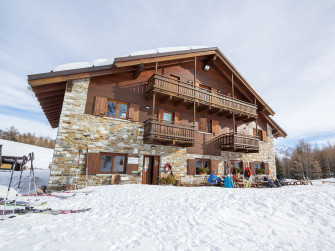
[1,175,335,250]
[0,139,53,169]
[53,46,211,72]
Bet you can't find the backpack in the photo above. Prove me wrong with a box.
[268,180,275,188]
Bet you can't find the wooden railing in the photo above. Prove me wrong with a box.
[219,132,259,152]
[146,74,257,118]
[143,118,196,145]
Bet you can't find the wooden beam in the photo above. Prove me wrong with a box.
[236,115,248,121]
[204,54,217,67]
[114,51,216,68]
[133,63,144,79]
[43,106,62,112]
[35,89,65,99]
[42,100,63,108]
[197,106,207,113]
[38,94,64,103]
[218,111,231,117]
[174,99,184,107]
[243,117,255,123]
[208,108,219,115]
[32,83,66,94]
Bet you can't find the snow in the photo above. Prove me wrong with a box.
[275,145,293,159]
[0,139,53,169]
[1,170,335,251]
[52,46,211,72]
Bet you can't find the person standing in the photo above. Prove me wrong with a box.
[244,166,251,180]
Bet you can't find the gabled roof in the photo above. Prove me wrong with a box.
[27,46,286,137]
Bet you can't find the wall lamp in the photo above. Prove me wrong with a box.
[203,65,210,71]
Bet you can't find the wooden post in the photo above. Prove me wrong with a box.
[255,97,257,133]
[232,73,235,133]
[155,62,158,74]
[152,92,156,119]
[193,57,197,125]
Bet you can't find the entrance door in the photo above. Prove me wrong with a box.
[142,156,160,185]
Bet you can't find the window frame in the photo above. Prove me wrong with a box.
[206,119,212,133]
[163,111,174,123]
[99,153,128,174]
[195,158,211,174]
[105,99,129,119]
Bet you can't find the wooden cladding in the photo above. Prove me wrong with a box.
[128,103,140,121]
[143,118,195,146]
[146,74,257,118]
[219,133,259,153]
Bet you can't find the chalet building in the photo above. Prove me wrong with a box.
[28,47,286,190]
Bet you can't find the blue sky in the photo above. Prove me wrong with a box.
[1,0,335,147]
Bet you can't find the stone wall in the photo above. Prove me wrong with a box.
[49,78,276,190]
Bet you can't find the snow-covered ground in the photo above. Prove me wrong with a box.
[0,139,53,169]
[0,170,335,250]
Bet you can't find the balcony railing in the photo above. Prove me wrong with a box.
[143,118,196,146]
[146,74,257,118]
[219,132,259,153]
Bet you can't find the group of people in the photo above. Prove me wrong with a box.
[207,166,252,185]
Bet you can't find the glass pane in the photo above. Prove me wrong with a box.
[107,101,116,117]
[118,103,128,119]
[196,161,202,168]
[236,163,240,168]
[203,161,208,168]
[100,155,112,172]
[114,156,125,172]
[163,113,173,122]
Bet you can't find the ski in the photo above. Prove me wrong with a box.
[22,193,76,198]
[0,201,47,206]
[0,207,91,216]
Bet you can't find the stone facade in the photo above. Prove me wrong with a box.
[49,78,276,190]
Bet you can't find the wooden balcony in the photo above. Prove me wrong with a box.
[146,74,257,118]
[219,132,259,153]
[143,118,196,146]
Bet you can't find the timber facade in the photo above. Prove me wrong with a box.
[28,47,286,189]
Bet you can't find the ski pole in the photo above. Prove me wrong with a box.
[74,148,82,190]
[30,153,38,201]
[85,146,88,194]
[12,156,28,214]
[27,154,32,202]
[1,158,18,220]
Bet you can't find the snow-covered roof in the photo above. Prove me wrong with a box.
[53,46,211,72]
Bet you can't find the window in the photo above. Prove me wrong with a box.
[196,159,210,174]
[255,162,265,174]
[199,84,211,93]
[106,100,128,119]
[163,111,174,123]
[100,153,127,174]
[206,120,212,133]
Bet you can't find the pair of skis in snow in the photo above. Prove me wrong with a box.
[0,207,91,216]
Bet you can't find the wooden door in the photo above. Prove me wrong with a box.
[152,156,160,185]
[142,156,152,184]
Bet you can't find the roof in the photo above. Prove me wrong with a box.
[28,46,284,136]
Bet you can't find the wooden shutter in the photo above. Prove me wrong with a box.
[187,159,196,175]
[253,129,257,137]
[262,130,267,142]
[211,160,218,174]
[199,118,207,132]
[174,112,179,124]
[250,162,256,175]
[128,103,140,121]
[242,161,248,173]
[195,82,199,87]
[264,162,269,175]
[93,96,107,116]
[158,109,164,121]
[211,88,217,93]
[224,161,231,175]
[87,153,101,174]
[212,120,219,135]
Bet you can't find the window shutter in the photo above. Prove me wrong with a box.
[264,162,269,175]
[211,88,217,93]
[93,96,107,116]
[195,82,199,87]
[187,159,196,175]
[224,161,231,175]
[87,153,101,175]
[262,130,267,142]
[253,129,257,137]
[199,118,207,132]
[174,112,179,124]
[211,160,218,174]
[212,120,219,135]
[129,103,140,121]
[242,161,248,173]
[250,162,256,175]
[158,109,164,121]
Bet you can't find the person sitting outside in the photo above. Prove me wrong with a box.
[208,171,222,184]
[244,166,251,180]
